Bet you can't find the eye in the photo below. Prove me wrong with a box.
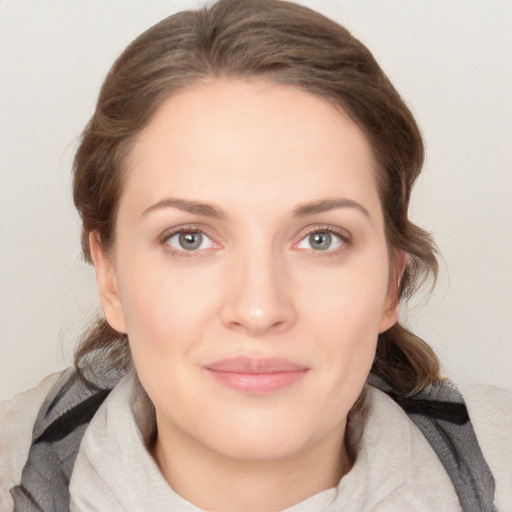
[296,229,346,252]
[164,230,215,252]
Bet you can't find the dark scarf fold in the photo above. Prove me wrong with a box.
[367,374,499,512]
[12,369,499,512]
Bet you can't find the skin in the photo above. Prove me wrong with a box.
[90,79,402,512]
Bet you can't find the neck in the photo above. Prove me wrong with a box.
[151,418,351,512]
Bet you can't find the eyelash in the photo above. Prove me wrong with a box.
[294,225,352,256]
[158,224,352,257]
[159,225,218,257]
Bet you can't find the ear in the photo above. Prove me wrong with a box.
[378,250,407,333]
[89,231,127,334]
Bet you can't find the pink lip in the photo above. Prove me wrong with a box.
[204,356,309,393]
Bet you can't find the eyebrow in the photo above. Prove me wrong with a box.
[140,198,226,220]
[140,196,370,221]
[293,198,370,219]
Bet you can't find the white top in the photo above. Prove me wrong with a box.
[1,371,511,511]
[70,371,456,511]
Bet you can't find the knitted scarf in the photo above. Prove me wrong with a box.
[11,367,499,512]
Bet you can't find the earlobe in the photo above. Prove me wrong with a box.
[89,232,127,334]
[378,250,407,333]
[378,301,400,333]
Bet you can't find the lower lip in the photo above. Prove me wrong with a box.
[205,369,308,393]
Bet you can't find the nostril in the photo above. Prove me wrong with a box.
[271,320,286,331]
[222,308,295,336]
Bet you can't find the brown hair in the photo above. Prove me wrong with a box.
[73,0,440,396]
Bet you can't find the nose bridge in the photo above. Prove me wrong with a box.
[221,237,296,335]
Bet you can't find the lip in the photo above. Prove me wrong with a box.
[204,356,309,393]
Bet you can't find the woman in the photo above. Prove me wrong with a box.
[1,0,510,510]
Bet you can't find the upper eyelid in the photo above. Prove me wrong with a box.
[157,223,352,248]
[159,224,216,241]
[159,227,220,256]
[296,224,352,241]
[164,229,211,241]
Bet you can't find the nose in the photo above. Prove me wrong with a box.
[220,247,297,336]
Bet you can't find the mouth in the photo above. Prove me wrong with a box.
[204,356,309,393]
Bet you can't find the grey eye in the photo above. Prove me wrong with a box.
[179,232,203,250]
[297,230,344,251]
[165,231,214,251]
[309,232,332,250]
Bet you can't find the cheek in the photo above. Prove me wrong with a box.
[115,252,225,358]
[118,269,214,398]
[301,255,390,332]
[300,254,389,375]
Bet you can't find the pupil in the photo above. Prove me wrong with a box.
[179,232,202,250]
[310,232,331,250]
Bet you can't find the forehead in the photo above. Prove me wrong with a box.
[123,79,380,216]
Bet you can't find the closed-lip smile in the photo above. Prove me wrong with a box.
[204,356,309,393]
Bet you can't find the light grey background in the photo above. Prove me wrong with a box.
[1,0,511,400]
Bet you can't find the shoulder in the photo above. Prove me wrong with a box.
[367,375,511,511]
[0,372,63,512]
[459,383,512,510]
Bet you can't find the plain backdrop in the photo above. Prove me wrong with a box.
[1,0,511,401]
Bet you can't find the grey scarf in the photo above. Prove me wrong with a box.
[11,368,499,512]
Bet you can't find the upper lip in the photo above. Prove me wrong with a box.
[205,356,309,374]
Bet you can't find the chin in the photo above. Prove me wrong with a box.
[211,429,312,462]
[197,407,334,462]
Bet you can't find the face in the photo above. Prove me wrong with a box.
[92,79,399,463]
